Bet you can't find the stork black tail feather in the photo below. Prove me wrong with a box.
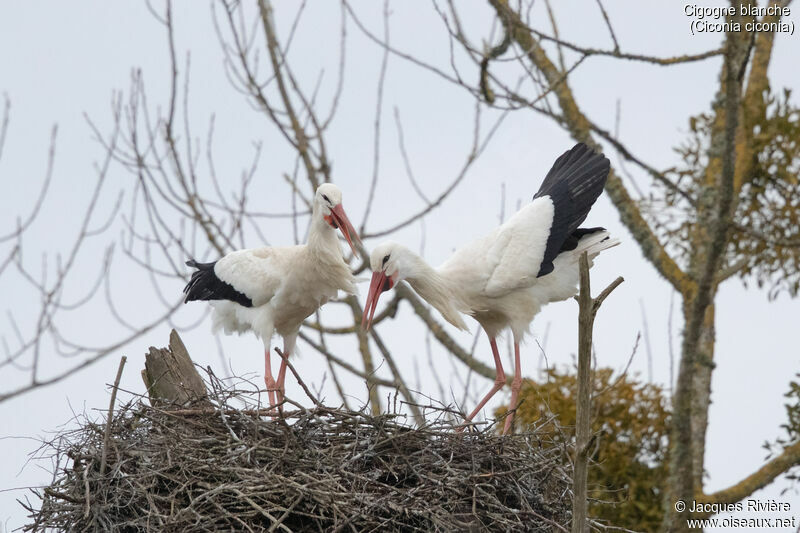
[186,259,215,270]
[536,227,611,277]
[559,226,607,252]
[183,259,253,307]
[534,144,610,277]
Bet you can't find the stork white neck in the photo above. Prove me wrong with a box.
[306,203,356,294]
[308,210,342,257]
[398,252,469,331]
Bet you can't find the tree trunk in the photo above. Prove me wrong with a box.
[663,23,748,531]
[691,304,716,492]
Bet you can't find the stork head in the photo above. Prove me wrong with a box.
[362,241,409,331]
[315,183,361,255]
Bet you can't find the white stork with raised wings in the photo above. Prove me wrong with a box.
[362,144,618,434]
[184,183,360,408]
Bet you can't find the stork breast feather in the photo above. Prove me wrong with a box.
[482,198,553,298]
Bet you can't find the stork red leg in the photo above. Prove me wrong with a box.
[503,342,523,435]
[275,351,288,405]
[275,336,296,406]
[264,348,277,408]
[464,338,506,426]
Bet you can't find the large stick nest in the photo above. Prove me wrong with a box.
[25,382,573,532]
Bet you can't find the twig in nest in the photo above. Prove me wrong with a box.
[100,355,126,476]
[275,347,323,408]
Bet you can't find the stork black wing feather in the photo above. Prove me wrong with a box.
[183,259,253,307]
[533,143,610,277]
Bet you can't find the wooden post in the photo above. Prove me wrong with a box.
[141,329,208,405]
[572,253,623,533]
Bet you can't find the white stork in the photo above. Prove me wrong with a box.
[184,183,360,408]
[362,143,618,434]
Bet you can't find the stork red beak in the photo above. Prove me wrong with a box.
[327,204,361,256]
[362,270,393,331]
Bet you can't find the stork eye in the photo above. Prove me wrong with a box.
[382,254,390,266]
[321,194,331,204]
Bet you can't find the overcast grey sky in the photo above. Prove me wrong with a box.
[1,2,799,530]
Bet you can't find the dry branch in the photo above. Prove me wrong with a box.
[572,254,623,533]
[695,439,800,518]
